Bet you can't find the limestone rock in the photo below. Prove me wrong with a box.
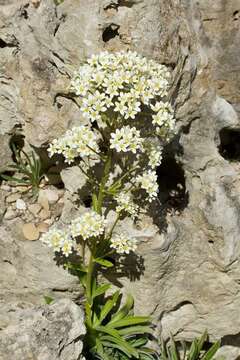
[0,0,240,356]
[61,166,87,194]
[0,299,86,360]
[6,193,20,203]
[37,222,49,233]
[38,189,59,204]
[0,225,80,329]
[28,203,42,216]
[214,346,240,360]
[4,208,16,221]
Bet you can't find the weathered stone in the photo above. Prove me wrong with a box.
[28,203,42,216]
[0,184,11,192]
[6,193,20,203]
[38,189,59,204]
[22,223,40,241]
[37,222,49,233]
[37,191,50,212]
[15,185,29,193]
[0,299,86,360]
[61,166,87,194]
[0,224,80,329]
[15,198,26,211]
[214,346,240,360]
[0,0,240,357]
[4,208,16,221]
[38,208,51,221]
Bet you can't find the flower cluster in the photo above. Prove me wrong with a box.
[70,51,175,138]
[110,234,138,254]
[70,211,106,240]
[41,228,74,257]
[151,101,175,129]
[115,192,139,218]
[41,210,138,257]
[137,170,159,201]
[48,126,99,163]
[110,126,143,154]
[148,145,163,169]
[44,51,176,261]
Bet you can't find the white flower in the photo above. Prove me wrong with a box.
[148,146,162,169]
[137,170,158,201]
[70,210,106,240]
[110,126,143,154]
[48,126,99,163]
[69,51,174,135]
[41,229,72,253]
[61,237,74,257]
[115,192,139,218]
[110,234,138,254]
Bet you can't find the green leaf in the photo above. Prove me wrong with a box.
[118,325,153,337]
[201,340,220,360]
[187,338,199,360]
[1,175,30,184]
[169,335,180,360]
[109,315,151,329]
[44,295,54,304]
[129,337,148,348]
[101,340,131,358]
[109,294,134,325]
[95,258,114,268]
[95,338,111,360]
[138,347,158,360]
[196,330,208,354]
[93,284,111,299]
[98,332,139,358]
[96,291,120,325]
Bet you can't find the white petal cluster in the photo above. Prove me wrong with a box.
[41,228,74,257]
[115,192,139,218]
[70,210,106,240]
[110,126,143,153]
[70,51,173,129]
[48,126,99,163]
[151,101,175,131]
[148,146,163,169]
[110,234,138,254]
[137,170,158,202]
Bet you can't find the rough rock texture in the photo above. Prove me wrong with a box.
[0,299,86,360]
[1,0,240,358]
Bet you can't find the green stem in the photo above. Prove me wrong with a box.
[97,152,112,214]
[85,152,112,315]
[107,165,139,194]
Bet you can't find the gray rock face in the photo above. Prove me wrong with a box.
[0,299,86,360]
[0,224,81,329]
[1,0,240,357]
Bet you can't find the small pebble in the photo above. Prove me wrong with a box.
[4,208,16,220]
[38,189,59,205]
[37,193,50,212]
[37,222,49,233]
[15,185,29,193]
[28,203,42,216]
[16,198,27,211]
[1,184,11,192]
[6,193,21,203]
[44,218,54,225]
[39,208,51,221]
[22,223,40,241]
